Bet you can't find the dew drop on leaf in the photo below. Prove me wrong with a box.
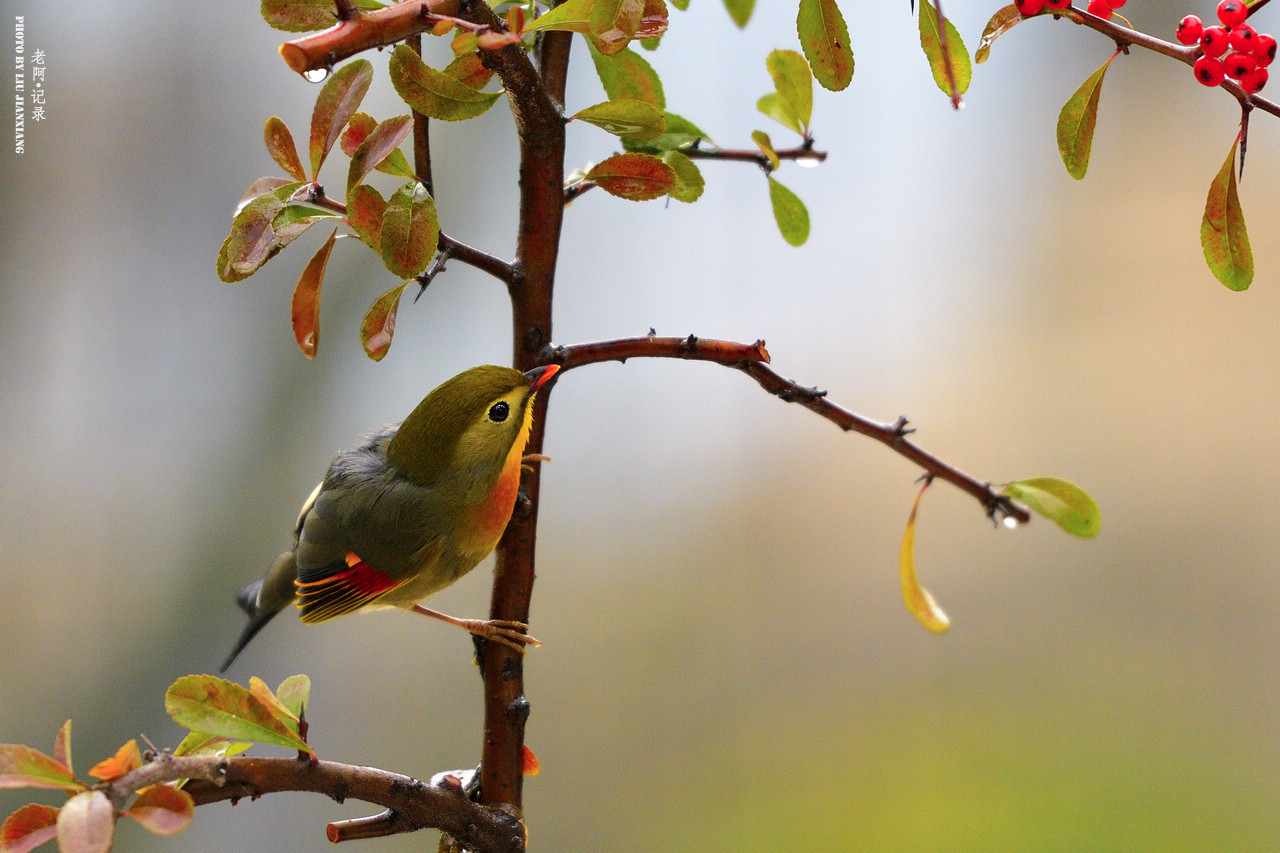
[302,67,330,83]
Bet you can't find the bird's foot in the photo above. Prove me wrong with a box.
[410,605,541,654]
[521,453,551,473]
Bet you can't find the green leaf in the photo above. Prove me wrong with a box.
[164,674,311,754]
[524,0,592,32]
[660,151,705,202]
[1056,51,1116,181]
[275,674,312,720]
[388,44,501,122]
[0,744,81,793]
[56,791,113,853]
[918,0,972,100]
[586,153,677,200]
[591,0,645,54]
[1001,478,1101,538]
[768,176,810,246]
[217,182,306,282]
[900,482,951,633]
[756,93,802,135]
[752,130,781,171]
[670,0,689,8]
[723,0,755,27]
[264,117,306,182]
[235,176,294,215]
[591,44,666,108]
[797,0,854,92]
[125,785,194,838]
[309,59,373,180]
[1202,135,1253,291]
[975,4,1025,64]
[381,182,439,278]
[766,49,813,131]
[271,204,343,242]
[362,281,411,362]
[171,732,251,759]
[291,227,337,359]
[346,114,413,194]
[442,52,494,91]
[261,0,386,32]
[1,802,61,853]
[572,99,667,142]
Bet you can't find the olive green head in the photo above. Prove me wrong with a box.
[387,364,558,485]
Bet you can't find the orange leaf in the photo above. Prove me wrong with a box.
[361,281,410,362]
[126,785,194,837]
[585,152,676,200]
[899,480,950,633]
[264,116,306,182]
[87,740,141,782]
[291,227,338,359]
[521,744,541,776]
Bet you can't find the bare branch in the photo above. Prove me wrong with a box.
[279,0,462,76]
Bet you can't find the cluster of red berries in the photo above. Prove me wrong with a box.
[1014,0,1124,18]
[1178,0,1274,93]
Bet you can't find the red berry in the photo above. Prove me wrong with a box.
[1217,0,1247,28]
[1086,0,1111,18]
[1044,0,1071,9]
[1230,24,1258,52]
[1015,0,1046,15]
[1178,15,1205,44]
[1105,0,1126,7]
[1241,66,1269,92]
[1201,26,1231,57]
[1195,55,1227,85]
[1225,52,1257,78]
[1254,33,1277,66]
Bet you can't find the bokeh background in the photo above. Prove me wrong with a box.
[3,1,1279,850]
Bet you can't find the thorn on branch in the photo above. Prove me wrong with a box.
[333,0,360,22]
[679,334,699,354]
[777,383,827,404]
[890,415,915,438]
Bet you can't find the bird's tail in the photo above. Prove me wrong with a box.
[220,551,298,672]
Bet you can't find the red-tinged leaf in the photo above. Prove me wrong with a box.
[507,5,526,33]
[766,49,813,132]
[477,30,522,50]
[1001,478,1101,537]
[361,281,411,362]
[431,19,455,36]
[524,0,592,33]
[309,59,373,180]
[637,0,670,37]
[340,112,376,157]
[56,792,112,853]
[0,745,80,792]
[723,0,754,27]
[752,130,781,171]
[346,114,413,193]
[164,675,311,754]
[521,744,540,776]
[261,0,386,33]
[443,52,494,90]
[1057,51,1117,180]
[292,227,337,359]
[1,803,59,853]
[591,0,645,54]
[661,151,704,202]
[126,785,193,837]
[586,153,677,200]
[264,117,306,182]
[797,0,854,92]
[572,99,666,142]
[918,0,972,103]
[275,674,312,721]
[234,176,295,216]
[388,44,501,122]
[591,44,666,108]
[768,176,810,246]
[347,184,386,250]
[381,182,439,278]
[218,182,307,282]
[975,5,1024,64]
[87,740,141,783]
[52,722,71,777]
[900,481,951,633]
[1202,135,1253,291]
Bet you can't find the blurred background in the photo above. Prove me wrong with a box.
[3,1,1279,850]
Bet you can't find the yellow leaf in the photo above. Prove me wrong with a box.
[899,481,950,633]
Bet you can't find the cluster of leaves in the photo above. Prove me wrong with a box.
[0,676,311,853]
[899,477,1100,632]
[976,4,1258,290]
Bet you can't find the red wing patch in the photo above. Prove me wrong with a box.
[295,552,405,623]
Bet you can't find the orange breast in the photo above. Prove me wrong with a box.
[453,440,525,557]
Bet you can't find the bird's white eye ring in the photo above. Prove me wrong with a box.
[488,401,510,422]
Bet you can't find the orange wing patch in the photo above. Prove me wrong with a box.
[295,553,405,623]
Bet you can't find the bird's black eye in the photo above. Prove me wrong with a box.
[488,401,510,422]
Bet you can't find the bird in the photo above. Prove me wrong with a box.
[220,363,559,672]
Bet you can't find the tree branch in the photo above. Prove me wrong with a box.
[542,335,1031,525]
[104,754,524,852]
[279,0,462,76]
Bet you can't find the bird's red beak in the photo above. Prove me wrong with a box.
[524,364,560,391]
